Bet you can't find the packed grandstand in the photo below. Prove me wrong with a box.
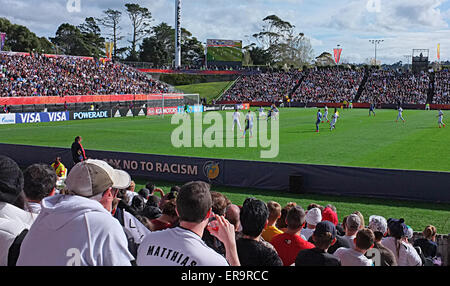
[1,53,449,106]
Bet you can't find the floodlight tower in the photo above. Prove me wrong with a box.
[369,39,384,65]
[175,0,182,68]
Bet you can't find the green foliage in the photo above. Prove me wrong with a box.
[50,21,105,57]
[0,17,53,53]
[125,3,152,60]
[139,22,204,66]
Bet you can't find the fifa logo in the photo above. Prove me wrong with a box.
[203,161,220,181]
[66,0,81,13]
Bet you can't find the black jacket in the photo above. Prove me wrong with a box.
[71,141,86,163]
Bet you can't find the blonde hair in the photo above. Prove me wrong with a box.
[267,201,282,221]
[423,225,437,240]
[353,211,365,230]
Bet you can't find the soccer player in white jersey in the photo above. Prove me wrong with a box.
[258,106,266,119]
[272,104,279,120]
[330,108,339,131]
[232,108,242,131]
[396,106,405,123]
[437,109,446,128]
[322,106,329,123]
[243,110,254,137]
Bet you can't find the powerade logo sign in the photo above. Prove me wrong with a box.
[0,114,16,125]
[72,111,109,120]
[16,112,69,124]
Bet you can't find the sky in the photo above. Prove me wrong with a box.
[1,0,449,64]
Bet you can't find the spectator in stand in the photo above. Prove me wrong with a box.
[150,200,178,231]
[381,218,422,266]
[71,136,87,165]
[301,207,322,241]
[50,157,67,180]
[276,202,297,232]
[367,215,397,266]
[322,205,339,227]
[23,164,57,214]
[111,192,151,259]
[17,159,135,266]
[159,186,179,208]
[342,214,361,248]
[413,225,438,260]
[295,221,341,266]
[146,194,161,208]
[142,205,162,221]
[138,188,150,204]
[202,192,230,256]
[136,181,240,266]
[225,204,241,232]
[0,156,35,266]
[271,205,315,266]
[125,181,138,205]
[130,195,145,215]
[308,214,352,254]
[261,201,283,243]
[333,228,375,266]
[236,198,283,266]
[353,211,366,230]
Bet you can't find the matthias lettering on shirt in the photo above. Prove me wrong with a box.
[146,244,198,266]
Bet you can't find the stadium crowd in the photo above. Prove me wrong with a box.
[359,70,430,105]
[292,67,364,104]
[433,69,450,104]
[0,154,443,267]
[221,70,303,102]
[0,53,169,97]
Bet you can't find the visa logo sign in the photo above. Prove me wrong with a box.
[48,112,68,122]
[16,112,69,124]
[19,113,41,123]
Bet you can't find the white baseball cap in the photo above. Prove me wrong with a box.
[66,159,131,197]
[306,208,322,226]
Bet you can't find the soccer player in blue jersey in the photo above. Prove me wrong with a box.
[369,103,376,117]
[316,109,322,133]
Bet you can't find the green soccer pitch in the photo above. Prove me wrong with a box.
[1,107,449,233]
[1,108,448,172]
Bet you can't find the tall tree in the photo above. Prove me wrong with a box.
[0,17,53,53]
[97,9,123,60]
[78,17,105,58]
[140,22,204,67]
[249,46,272,66]
[252,15,314,68]
[125,3,153,61]
[50,23,91,56]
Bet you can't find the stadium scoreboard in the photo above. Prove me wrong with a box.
[206,39,243,68]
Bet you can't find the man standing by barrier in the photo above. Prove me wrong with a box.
[71,136,87,165]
